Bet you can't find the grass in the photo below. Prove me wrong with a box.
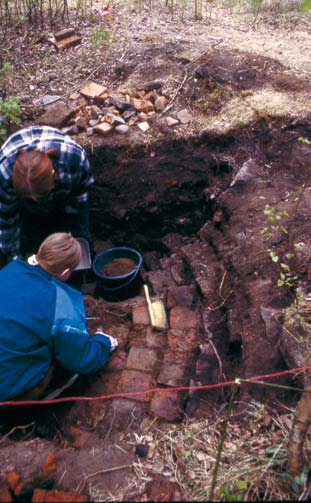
[127,400,310,501]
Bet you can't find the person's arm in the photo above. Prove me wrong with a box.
[0,169,21,260]
[51,319,113,374]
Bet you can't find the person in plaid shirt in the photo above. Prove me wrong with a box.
[0,125,94,265]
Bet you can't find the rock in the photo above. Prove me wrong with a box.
[154,95,168,112]
[137,121,150,132]
[176,109,192,124]
[132,98,154,113]
[40,95,61,106]
[79,82,108,101]
[166,116,179,127]
[115,124,130,134]
[38,102,76,129]
[94,122,114,136]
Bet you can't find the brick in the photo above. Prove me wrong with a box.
[94,122,114,136]
[5,472,20,491]
[54,28,76,41]
[55,35,82,50]
[32,488,46,502]
[145,326,167,349]
[42,452,56,478]
[118,370,156,402]
[132,305,149,326]
[126,347,160,371]
[169,306,199,329]
[33,489,88,502]
[167,328,198,353]
[132,98,154,113]
[157,362,190,387]
[80,82,108,100]
[0,483,12,503]
[149,390,184,421]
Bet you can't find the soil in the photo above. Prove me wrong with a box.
[101,258,137,277]
[1,1,311,501]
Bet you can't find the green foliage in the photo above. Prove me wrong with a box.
[219,479,248,501]
[301,0,311,11]
[261,204,288,239]
[89,26,111,48]
[298,136,311,144]
[0,96,21,141]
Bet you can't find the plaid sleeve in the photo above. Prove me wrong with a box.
[0,140,22,259]
[61,141,94,212]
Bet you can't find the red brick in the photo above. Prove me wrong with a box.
[0,483,12,503]
[169,306,199,329]
[132,305,149,326]
[126,347,160,371]
[157,362,190,387]
[118,370,156,402]
[149,390,184,421]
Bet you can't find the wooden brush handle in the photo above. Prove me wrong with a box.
[144,284,155,327]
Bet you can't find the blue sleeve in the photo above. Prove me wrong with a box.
[52,319,111,374]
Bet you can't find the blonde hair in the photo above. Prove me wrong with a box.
[13,148,58,199]
[36,233,82,276]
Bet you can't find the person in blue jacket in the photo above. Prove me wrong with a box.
[0,232,118,401]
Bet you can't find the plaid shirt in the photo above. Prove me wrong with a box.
[0,126,94,259]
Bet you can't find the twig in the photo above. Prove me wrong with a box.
[0,421,36,444]
[77,464,133,494]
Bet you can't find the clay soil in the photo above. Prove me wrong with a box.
[1,1,311,502]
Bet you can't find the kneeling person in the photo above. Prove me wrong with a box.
[0,232,117,401]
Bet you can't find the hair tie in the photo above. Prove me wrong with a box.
[27,254,39,265]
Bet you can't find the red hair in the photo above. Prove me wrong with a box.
[13,148,58,199]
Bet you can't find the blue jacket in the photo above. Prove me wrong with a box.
[0,259,111,401]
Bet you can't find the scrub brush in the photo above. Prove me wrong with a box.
[143,284,168,330]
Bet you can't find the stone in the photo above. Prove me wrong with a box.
[137,121,150,132]
[79,82,108,100]
[123,109,136,121]
[94,122,114,136]
[41,95,61,106]
[154,95,168,111]
[132,305,149,326]
[149,390,185,421]
[166,116,179,127]
[126,347,160,371]
[117,370,156,402]
[38,102,76,129]
[157,362,190,386]
[132,98,154,113]
[115,124,130,134]
[169,306,199,329]
[176,108,192,124]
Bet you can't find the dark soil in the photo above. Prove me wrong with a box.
[101,258,137,277]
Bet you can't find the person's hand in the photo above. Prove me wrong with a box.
[94,329,118,352]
